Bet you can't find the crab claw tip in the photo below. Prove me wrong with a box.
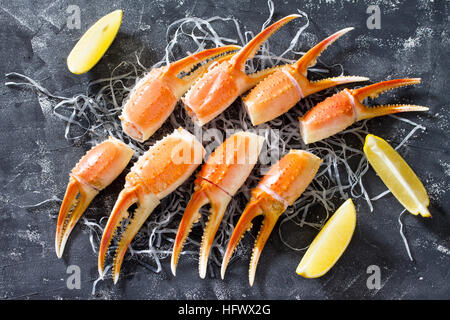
[197,190,230,278]
[113,273,120,285]
[97,267,104,279]
[98,188,159,283]
[55,177,97,258]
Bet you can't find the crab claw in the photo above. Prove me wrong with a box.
[120,45,240,142]
[55,137,134,258]
[98,127,205,283]
[221,150,322,286]
[171,132,264,278]
[243,27,369,125]
[183,15,301,126]
[299,78,429,144]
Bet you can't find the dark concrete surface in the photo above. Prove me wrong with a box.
[0,0,449,299]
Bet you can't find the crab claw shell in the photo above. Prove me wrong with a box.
[120,45,240,142]
[221,149,322,286]
[98,127,205,283]
[182,15,300,126]
[299,78,429,144]
[55,137,134,258]
[171,132,264,278]
[243,27,369,125]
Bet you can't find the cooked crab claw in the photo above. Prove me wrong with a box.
[243,27,369,125]
[120,45,240,142]
[55,137,134,258]
[221,150,322,286]
[299,78,429,144]
[98,127,205,283]
[171,132,264,278]
[182,15,301,126]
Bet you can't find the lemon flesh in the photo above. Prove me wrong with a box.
[67,10,123,74]
[363,134,431,218]
[296,198,356,278]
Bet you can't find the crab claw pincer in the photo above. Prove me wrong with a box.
[171,132,265,278]
[182,15,301,126]
[299,78,429,144]
[98,128,205,283]
[221,150,322,286]
[120,45,240,142]
[243,27,369,125]
[55,137,134,258]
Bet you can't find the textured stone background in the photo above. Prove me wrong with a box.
[0,0,449,299]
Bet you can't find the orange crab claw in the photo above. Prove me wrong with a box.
[120,45,240,142]
[221,150,322,286]
[171,132,264,278]
[55,137,134,258]
[182,15,301,126]
[299,78,429,144]
[98,127,205,283]
[243,27,369,125]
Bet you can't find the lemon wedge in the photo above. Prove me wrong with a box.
[296,198,356,278]
[363,134,431,217]
[67,10,123,74]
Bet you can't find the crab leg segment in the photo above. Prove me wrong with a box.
[299,78,429,144]
[120,45,240,142]
[171,132,264,278]
[98,128,205,283]
[243,27,369,125]
[55,137,134,258]
[182,15,300,126]
[221,150,322,286]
